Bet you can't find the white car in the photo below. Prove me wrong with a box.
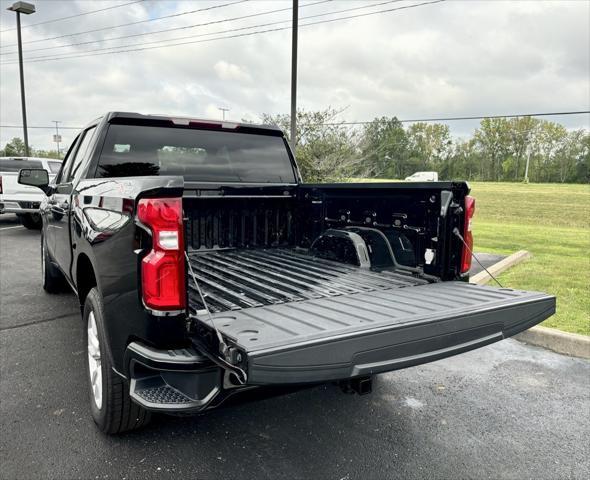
[0,156,62,229]
[404,171,439,182]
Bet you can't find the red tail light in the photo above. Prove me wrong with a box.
[460,195,475,274]
[137,198,186,311]
[0,176,3,194]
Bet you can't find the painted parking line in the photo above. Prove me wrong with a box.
[0,225,24,231]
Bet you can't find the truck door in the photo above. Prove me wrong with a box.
[46,126,96,278]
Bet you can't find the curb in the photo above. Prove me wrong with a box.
[514,325,590,359]
[470,250,531,285]
[472,250,589,359]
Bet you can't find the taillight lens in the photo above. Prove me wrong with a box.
[137,198,186,311]
[460,195,475,274]
[0,176,3,194]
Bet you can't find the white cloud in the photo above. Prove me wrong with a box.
[214,60,252,83]
[0,0,588,151]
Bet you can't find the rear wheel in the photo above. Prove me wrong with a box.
[19,213,42,230]
[83,288,151,434]
[41,235,66,293]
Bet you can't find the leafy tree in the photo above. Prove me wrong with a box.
[359,117,408,178]
[449,139,480,180]
[406,122,452,177]
[0,137,27,156]
[473,118,513,181]
[261,107,362,182]
[574,132,590,183]
[34,149,63,159]
[0,138,62,159]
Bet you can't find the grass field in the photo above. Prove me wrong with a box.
[469,182,589,335]
[352,179,590,335]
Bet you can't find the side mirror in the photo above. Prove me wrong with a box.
[18,168,51,194]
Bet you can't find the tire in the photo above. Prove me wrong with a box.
[19,213,42,230]
[41,234,66,293]
[83,288,151,434]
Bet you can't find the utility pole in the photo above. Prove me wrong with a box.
[289,0,298,154]
[218,107,229,120]
[7,2,36,157]
[52,120,61,157]
[524,149,531,183]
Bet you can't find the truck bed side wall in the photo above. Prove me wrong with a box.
[72,176,188,372]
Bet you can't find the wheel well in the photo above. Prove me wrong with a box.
[77,254,97,308]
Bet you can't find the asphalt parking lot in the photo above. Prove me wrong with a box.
[1,214,589,480]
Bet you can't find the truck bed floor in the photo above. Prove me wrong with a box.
[187,248,428,314]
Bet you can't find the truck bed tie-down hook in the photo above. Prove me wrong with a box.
[185,252,248,385]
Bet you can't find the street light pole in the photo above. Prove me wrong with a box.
[7,2,35,157]
[289,0,298,154]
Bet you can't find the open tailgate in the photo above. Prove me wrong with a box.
[203,282,555,385]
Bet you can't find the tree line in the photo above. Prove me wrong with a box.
[0,137,62,160]
[2,109,588,184]
[262,108,589,183]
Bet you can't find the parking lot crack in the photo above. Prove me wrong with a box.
[0,311,79,332]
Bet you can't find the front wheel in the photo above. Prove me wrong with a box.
[19,213,42,230]
[83,288,151,434]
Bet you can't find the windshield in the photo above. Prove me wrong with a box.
[97,124,296,183]
[0,158,43,172]
[47,161,62,174]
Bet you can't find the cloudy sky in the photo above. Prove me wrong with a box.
[0,0,588,151]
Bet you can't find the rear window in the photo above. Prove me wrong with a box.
[47,161,62,174]
[97,124,296,183]
[0,158,43,172]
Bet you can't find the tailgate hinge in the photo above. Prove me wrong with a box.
[186,252,248,385]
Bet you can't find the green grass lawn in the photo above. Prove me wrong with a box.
[470,182,589,335]
[351,179,590,335]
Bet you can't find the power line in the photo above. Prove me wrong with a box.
[323,111,590,125]
[0,1,145,34]
[1,0,400,60]
[0,0,291,49]
[0,0,336,57]
[1,125,81,129]
[2,111,588,132]
[0,1,444,65]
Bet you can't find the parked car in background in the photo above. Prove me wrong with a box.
[405,171,438,182]
[0,156,62,229]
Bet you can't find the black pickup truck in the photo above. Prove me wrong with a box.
[18,112,555,434]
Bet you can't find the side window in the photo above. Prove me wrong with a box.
[55,134,81,184]
[67,126,96,182]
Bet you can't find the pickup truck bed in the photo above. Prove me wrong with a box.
[188,249,555,385]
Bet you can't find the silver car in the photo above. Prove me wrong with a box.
[0,157,62,229]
